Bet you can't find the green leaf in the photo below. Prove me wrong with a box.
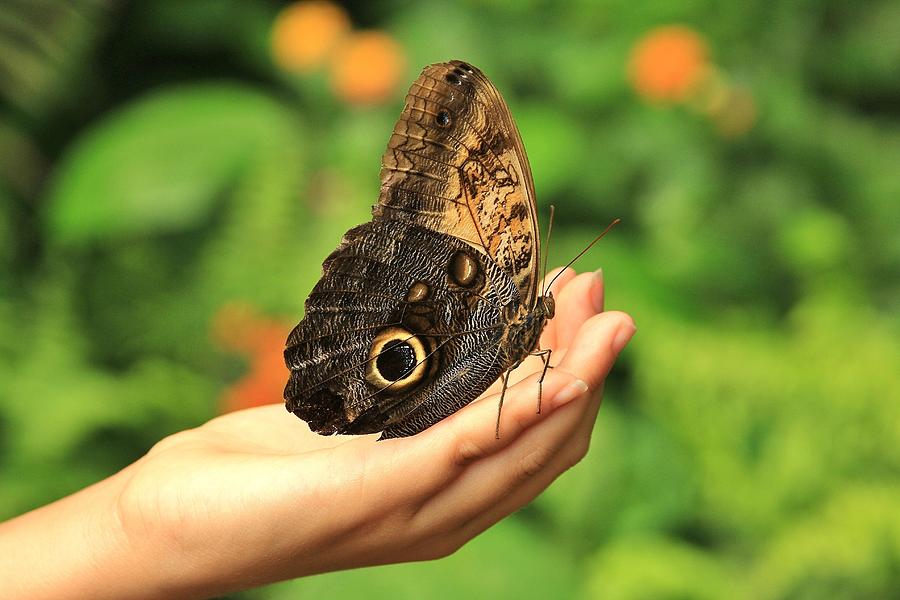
[45,83,302,243]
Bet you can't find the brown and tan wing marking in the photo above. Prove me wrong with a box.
[376,60,540,306]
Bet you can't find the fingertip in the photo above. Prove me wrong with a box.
[610,314,636,355]
[558,311,635,390]
[561,271,600,306]
[604,310,635,325]
[554,271,601,347]
[579,310,637,342]
[602,311,637,350]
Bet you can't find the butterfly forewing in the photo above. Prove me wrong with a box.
[377,60,541,307]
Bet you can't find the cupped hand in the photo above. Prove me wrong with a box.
[114,268,635,598]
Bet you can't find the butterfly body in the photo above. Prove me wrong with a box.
[285,60,550,439]
[500,295,555,368]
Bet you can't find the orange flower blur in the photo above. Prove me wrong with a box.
[213,303,291,413]
[330,31,406,106]
[629,25,710,103]
[271,0,351,73]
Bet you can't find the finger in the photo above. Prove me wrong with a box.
[397,393,604,562]
[450,382,608,546]
[417,387,596,536]
[442,400,603,552]
[412,312,634,531]
[453,311,633,465]
[557,310,634,390]
[551,270,604,351]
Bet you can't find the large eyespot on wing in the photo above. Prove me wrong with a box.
[375,60,541,306]
[364,326,430,393]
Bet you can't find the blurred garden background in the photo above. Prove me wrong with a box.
[1,0,899,598]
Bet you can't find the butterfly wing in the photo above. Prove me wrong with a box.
[285,60,540,438]
[284,219,519,437]
[378,60,541,306]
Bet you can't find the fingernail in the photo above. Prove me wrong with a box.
[612,323,636,355]
[554,378,589,405]
[591,269,604,312]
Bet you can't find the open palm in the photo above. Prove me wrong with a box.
[112,268,635,598]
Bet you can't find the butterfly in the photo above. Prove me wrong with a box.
[284,60,555,439]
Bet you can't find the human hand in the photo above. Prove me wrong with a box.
[0,269,635,600]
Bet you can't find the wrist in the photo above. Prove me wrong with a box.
[0,467,165,600]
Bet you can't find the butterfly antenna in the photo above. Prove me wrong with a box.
[540,205,555,297]
[545,218,621,293]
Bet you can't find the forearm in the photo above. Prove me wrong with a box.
[0,468,159,600]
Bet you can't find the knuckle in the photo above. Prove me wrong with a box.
[454,436,487,467]
[518,445,555,481]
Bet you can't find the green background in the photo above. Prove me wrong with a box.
[1,1,899,598]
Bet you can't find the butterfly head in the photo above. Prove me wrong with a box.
[536,293,555,320]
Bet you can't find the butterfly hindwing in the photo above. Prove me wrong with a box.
[285,219,520,436]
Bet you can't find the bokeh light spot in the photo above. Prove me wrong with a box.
[271,1,351,73]
[629,25,710,103]
[330,31,406,106]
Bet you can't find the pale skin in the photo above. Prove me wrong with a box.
[0,269,635,599]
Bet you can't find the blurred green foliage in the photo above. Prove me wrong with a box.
[1,0,898,598]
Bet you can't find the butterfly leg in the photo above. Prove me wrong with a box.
[495,370,512,440]
[529,349,554,414]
